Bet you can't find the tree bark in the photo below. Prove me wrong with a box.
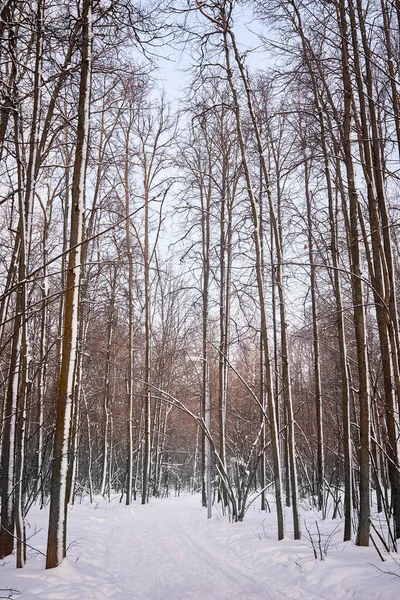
[46,0,92,568]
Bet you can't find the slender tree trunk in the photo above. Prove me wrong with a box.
[337,0,370,546]
[300,127,324,513]
[14,107,29,570]
[100,270,116,497]
[142,176,151,504]
[46,0,92,568]
[37,204,50,508]
[218,156,228,483]
[82,390,93,503]
[124,110,135,506]
[0,311,21,559]
[199,123,212,509]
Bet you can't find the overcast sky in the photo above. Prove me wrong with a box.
[154,3,265,102]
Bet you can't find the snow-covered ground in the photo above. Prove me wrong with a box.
[1,494,399,599]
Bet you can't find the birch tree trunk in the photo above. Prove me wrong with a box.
[124,123,134,506]
[0,309,21,559]
[46,0,92,568]
[100,268,116,497]
[142,165,151,504]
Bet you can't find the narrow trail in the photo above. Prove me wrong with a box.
[95,495,323,600]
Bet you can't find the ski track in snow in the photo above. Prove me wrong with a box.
[95,497,321,600]
[103,501,272,599]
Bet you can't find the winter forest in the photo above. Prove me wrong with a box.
[1,0,400,597]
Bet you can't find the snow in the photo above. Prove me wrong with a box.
[2,494,400,599]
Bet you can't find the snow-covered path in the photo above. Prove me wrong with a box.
[2,494,400,599]
[97,496,300,600]
[2,495,320,600]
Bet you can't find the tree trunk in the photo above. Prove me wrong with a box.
[337,0,370,546]
[46,0,92,568]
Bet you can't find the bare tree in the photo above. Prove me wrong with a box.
[46,0,92,568]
